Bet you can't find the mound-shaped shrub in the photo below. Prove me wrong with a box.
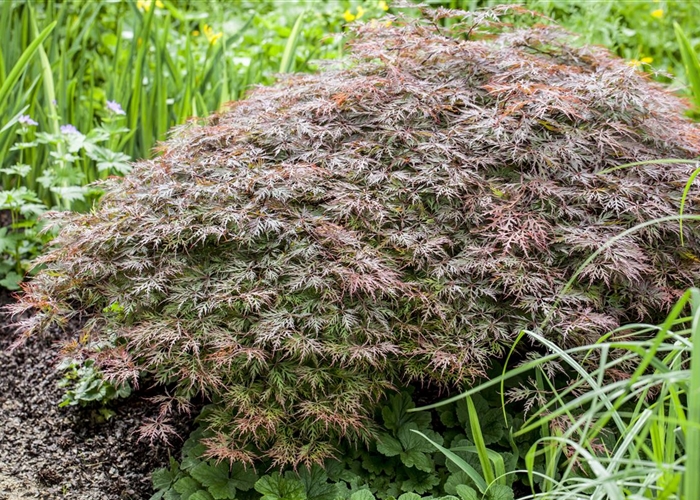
[12,7,700,466]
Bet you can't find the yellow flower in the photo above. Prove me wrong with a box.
[627,57,653,68]
[379,0,389,11]
[356,5,366,19]
[136,0,163,11]
[651,9,664,18]
[385,20,392,27]
[192,30,200,37]
[203,24,223,45]
[343,9,356,22]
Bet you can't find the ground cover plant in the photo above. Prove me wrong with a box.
[10,3,700,472]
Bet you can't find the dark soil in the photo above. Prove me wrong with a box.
[0,291,189,499]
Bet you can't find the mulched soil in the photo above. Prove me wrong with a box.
[0,291,190,499]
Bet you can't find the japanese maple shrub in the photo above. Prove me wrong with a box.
[12,8,700,467]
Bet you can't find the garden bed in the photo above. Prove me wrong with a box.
[0,291,186,500]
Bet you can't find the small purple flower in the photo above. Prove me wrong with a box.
[106,100,126,116]
[18,114,38,126]
[60,124,80,134]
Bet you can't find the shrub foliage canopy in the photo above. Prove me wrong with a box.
[12,7,700,466]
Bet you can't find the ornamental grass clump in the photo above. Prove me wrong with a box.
[11,7,700,466]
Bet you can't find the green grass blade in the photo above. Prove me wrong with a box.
[678,164,700,246]
[0,19,56,115]
[465,394,496,486]
[280,11,305,74]
[675,22,700,109]
[685,288,700,500]
[410,429,488,494]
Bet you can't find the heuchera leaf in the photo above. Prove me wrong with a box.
[401,468,440,494]
[229,463,258,492]
[397,493,422,500]
[349,490,375,500]
[361,450,395,474]
[190,462,236,499]
[174,477,204,499]
[189,491,215,500]
[376,435,403,457]
[444,472,472,496]
[255,472,306,500]
[455,485,478,500]
[382,393,431,432]
[298,465,337,500]
[486,484,515,500]
[152,457,181,491]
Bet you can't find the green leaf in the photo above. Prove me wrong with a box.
[486,484,514,500]
[361,450,394,474]
[298,465,335,500]
[376,434,403,457]
[410,430,487,494]
[397,494,422,500]
[455,394,506,446]
[255,472,306,500]
[189,491,215,500]
[382,392,431,432]
[349,490,375,500]
[0,20,57,114]
[229,462,258,492]
[398,425,442,454]
[0,271,22,290]
[190,462,236,499]
[401,469,440,495]
[152,457,181,491]
[454,485,478,500]
[444,472,471,495]
[173,477,203,499]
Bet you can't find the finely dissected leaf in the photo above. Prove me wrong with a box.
[15,7,700,466]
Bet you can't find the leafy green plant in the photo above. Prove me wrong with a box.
[674,23,700,116]
[151,392,527,500]
[11,6,700,466]
[57,357,132,412]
